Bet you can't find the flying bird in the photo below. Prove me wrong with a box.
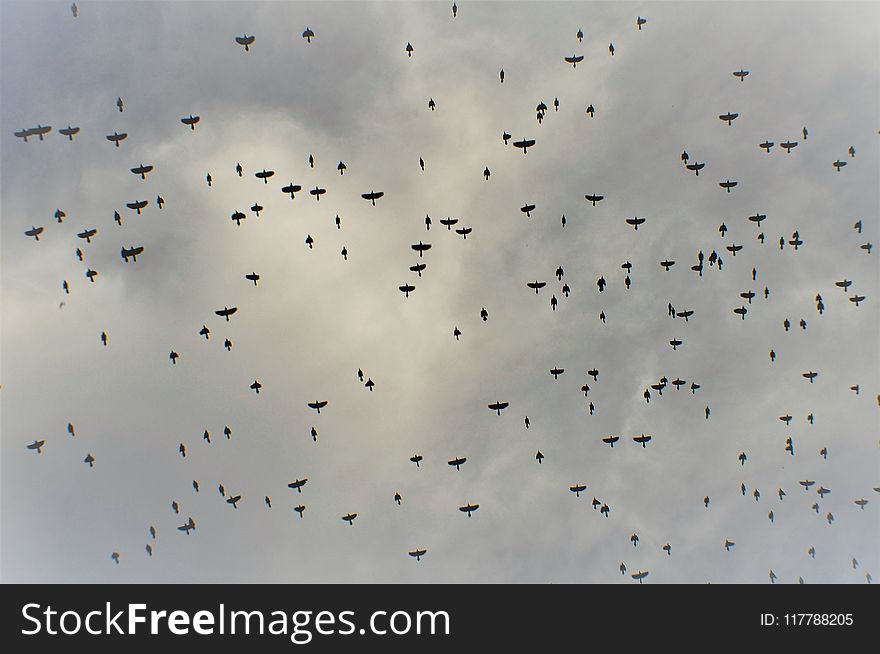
[106,132,127,147]
[342,513,357,525]
[255,169,275,184]
[513,138,536,154]
[27,440,46,454]
[281,183,302,199]
[307,400,328,413]
[411,241,431,257]
[235,35,255,51]
[181,115,200,130]
[215,306,238,321]
[488,401,509,415]
[633,434,652,448]
[59,125,80,140]
[361,190,384,205]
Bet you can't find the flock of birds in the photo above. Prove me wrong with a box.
[10,3,878,583]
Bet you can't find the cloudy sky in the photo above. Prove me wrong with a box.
[1,1,878,584]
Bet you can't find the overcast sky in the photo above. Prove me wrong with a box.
[1,1,878,584]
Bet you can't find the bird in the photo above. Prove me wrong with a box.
[181,115,200,130]
[235,35,255,51]
[409,549,427,561]
[27,440,46,454]
[342,513,357,525]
